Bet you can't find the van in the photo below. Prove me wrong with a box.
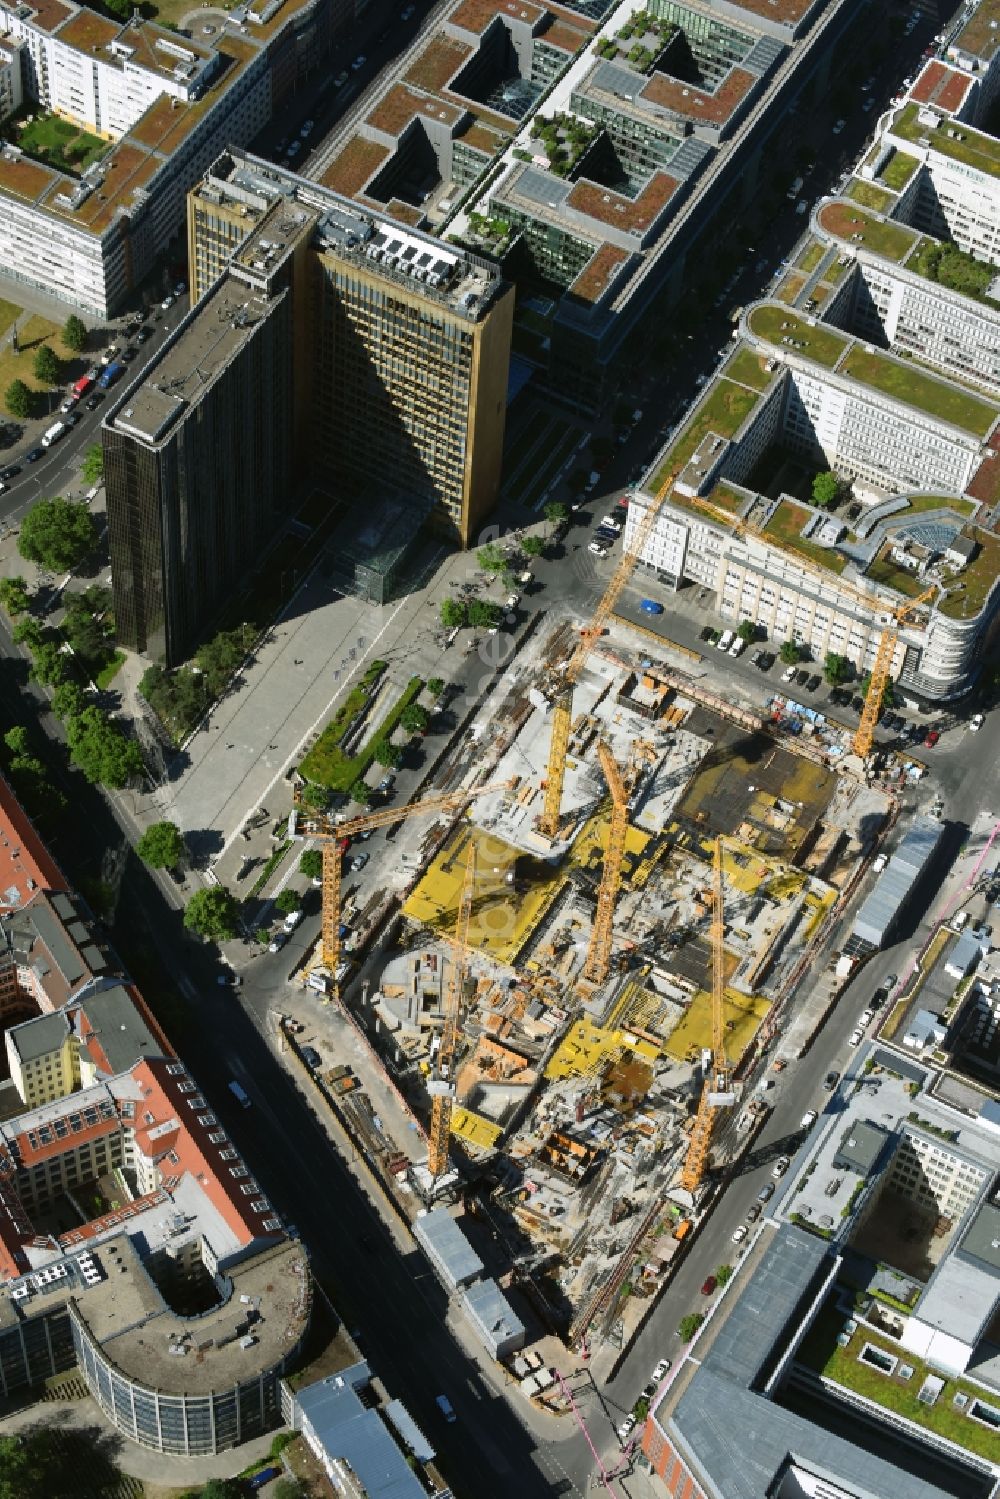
[41,421,66,448]
[729,636,746,657]
[717,629,734,651]
[228,1080,251,1109]
[954,910,969,931]
[435,1395,457,1423]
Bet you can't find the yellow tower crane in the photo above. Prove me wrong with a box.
[581,740,630,987]
[686,494,936,761]
[679,837,736,1195]
[288,779,511,998]
[538,469,679,838]
[426,843,477,1181]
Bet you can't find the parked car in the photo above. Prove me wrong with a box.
[617,1414,636,1443]
[795,669,809,686]
[781,665,797,683]
[174,281,186,296]
[283,908,304,932]
[300,120,314,137]
[806,674,821,692]
[859,1008,874,1028]
[302,1046,322,1070]
[640,599,664,615]
[378,773,395,792]
[334,69,349,86]
[700,1275,717,1295]
[0,465,21,481]
[136,326,151,343]
[216,971,242,987]
[268,931,287,953]
[652,1358,671,1381]
[401,3,415,16]
[589,541,610,557]
[969,713,985,732]
[849,1027,864,1047]
[823,1070,840,1091]
[24,447,44,463]
[832,118,846,134]
[599,514,623,533]
[757,1183,775,1204]
[800,1109,818,1129]
[161,293,174,310]
[731,1224,748,1244]
[923,728,940,747]
[772,1156,791,1179]
[85,394,104,410]
[352,53,366,70]
[745,1204,762,1223]
[350,852,370,872]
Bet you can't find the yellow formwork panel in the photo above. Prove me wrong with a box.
[662,985,771,1067]
[545,1015,659,1081]
[570,810,651,875]
[450,1107,502,1150]
[402,825,563,964]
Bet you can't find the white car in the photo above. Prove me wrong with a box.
[782,665,797,683]
[161,294,173,310]
[283,908,304,932]
[617,1413,636,1444]
[970,713,985,731]
[800,1109,818,1129]
[849,1027,864,1047]
[772,1155,790,1179]
[731,1224,748,1244]
[859,1009,874,1028]
[652,1358,670,1382]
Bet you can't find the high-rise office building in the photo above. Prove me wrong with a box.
[104,274,292,663]
[103,151,513,667]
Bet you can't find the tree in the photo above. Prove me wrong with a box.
[136,820,186,869]
[715,1263,734,1286]
[439,598,466,629]
[779,639,802,665]
[32,345,60,386]
[62,313,88,354]
[30,640,69,687]
[63,606,110,668]
[737,620,756,643]
[299,849,323,881]
[468,599,501,630]
[0,577,29,616]
[196,628,246,694]
[255,926,271,946]
[811,470,841,509]
[349,778,372,806]
[300,782,330,811]
[374,740,402,769]
[3,726,30,759]
[184,887,239,941]
[521,535,545,558]
[52,680,87,721]
[477,542,507,575]
[272,1479,306,1499]
[65,706,143,787]
[4,379,31,419]
[81,444,104,485]
[823,652,849,685]
[543,500,569,529]
[0,1422,124,1497]
[427,677,445,698]
[860,671,894,710]
[678,1312,705,1341]
[275,888,302,916]
[12,616,44,651]
[19,497,98,573]
[400,703,429,734]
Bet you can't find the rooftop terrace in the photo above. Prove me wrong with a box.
[761,499,849,574]
[745,303,848,367]
[952,0,1000,64]
[815,199,918,262]
[892,101,1000,181]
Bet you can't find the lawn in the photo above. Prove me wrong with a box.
[880,149,919,192]
[795,1299,1000,1463]
[762,500,848,574]
[95,650,125,690]
[0,312,85,414]
[797,242,824,274]
[651,379,762,490]
[847,178,894,214]
[937,528,1000,619]
[893,101,1000,182]
[726,345,774,392]
[896,494,977,518]
[0,298,19,341]
[746,304,848,369]
[299,671,424,790]
[15,112,107,175]
[817,200,917,262]
[866,554,926,599]
[775,271,807,304]
[839,348,996,437]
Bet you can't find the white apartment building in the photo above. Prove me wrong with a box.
[883,104,1000,266]
[0,36,23,120]
[0,4,218,139]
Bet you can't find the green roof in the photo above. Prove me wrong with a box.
[937,528,1000,618]
[816,200,917,263]
[839,347,996,437]
[761,500,848,574]
[726,345,775,393]
[892,101,1000,180]
[746,304,848,368]
[846,178,894,213]
[880,149,919,192]
[651,379,763,491]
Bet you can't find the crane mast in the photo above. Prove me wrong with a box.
[679,838,734,1195]
[427,844,477,1180]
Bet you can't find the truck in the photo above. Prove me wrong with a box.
[72,374,95,398]
[98,361,125,390]
[41,421,66,448]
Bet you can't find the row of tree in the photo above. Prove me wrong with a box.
[140,624,256,741]
[4,316,89,418]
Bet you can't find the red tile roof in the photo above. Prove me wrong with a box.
[0,779,68,906]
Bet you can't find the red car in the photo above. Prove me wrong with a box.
[923,728,940,747]
[701,1275,717,1296]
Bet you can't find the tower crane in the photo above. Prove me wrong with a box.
[426,843,477,1181]
[686,494,936,760]
[678,837,735,1195]
[288,778,511,998]
[581,740,630,987]
[539,468,679,838]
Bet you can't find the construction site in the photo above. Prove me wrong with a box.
[286,478,904,1358]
